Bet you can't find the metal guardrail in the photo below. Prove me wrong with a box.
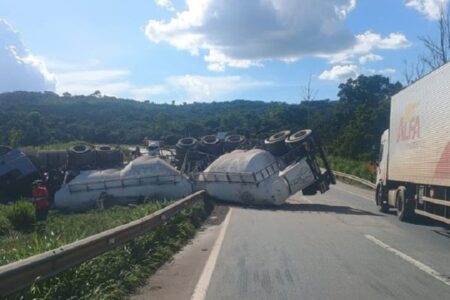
[332,170,376,189]
[0,190,207,297]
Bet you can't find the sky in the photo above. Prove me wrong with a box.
[0,0,448,103]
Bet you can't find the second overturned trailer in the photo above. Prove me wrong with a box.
[196,130,335,205]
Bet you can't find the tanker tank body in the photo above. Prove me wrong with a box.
[54,155,192,211]
[196,129,335,205]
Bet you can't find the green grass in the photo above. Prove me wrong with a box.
[324,155,376,183]
[3,198,213,299]
[0,201,168,266]
[2,200,36,233]
[21,140,95,151]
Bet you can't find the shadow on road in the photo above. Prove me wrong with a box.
[269,203,382,216]
[202,205,230,227]
[216,201,382,216]
[433,229,450,239]
[407,215,450,229]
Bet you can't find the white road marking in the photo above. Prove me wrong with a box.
[333,185,373,201]
[190,208,233,300]
[365,234,450,286]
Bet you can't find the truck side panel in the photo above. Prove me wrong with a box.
[389,63,450,187]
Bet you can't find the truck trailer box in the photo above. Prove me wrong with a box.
[388,63,450,187]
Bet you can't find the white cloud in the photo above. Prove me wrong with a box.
[204,49,263,72]
[145,1,411,71]
[405,0,448,20]
[323,31,411,63]
[367,68,396,76]
[0,19,55,93]
[52,60,267,101]
[145,0,357,70]
[357,31,411,50]
[336,0,356,17]
[155,0,175,11]
[359,53,383,64]
[319,64,397,81]
[44,58,101,72]
[55,69,131,96]
[53,65,166,100]
[57,70,130,83]
[319,64,359,81]
[167,75,272,101]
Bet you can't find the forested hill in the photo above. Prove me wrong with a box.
[0,75,402,160]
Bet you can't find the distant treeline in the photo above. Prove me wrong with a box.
[0,75,402,160]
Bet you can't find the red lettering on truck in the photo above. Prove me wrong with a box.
[397,116,420,142]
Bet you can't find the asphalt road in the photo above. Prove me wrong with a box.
[133,181,450,300]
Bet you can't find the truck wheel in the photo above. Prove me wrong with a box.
[285,129,313,151]
[376,184,389,213]
[264,130,291,156]
[396,187,414,222]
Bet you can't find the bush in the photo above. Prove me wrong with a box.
[322,155,376,183]
[0,214,11,235]
[5,200,36,233]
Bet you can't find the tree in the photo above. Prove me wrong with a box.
[27,111,42,126]
[91,90,102,98]
[0,88,399,160]
[334,75,402,159]
[403,59,426,85]
[8,128,23,147]
[338,75,402,107]
[301,75,318,102]
[419,6,450,70]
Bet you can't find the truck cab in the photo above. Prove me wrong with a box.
[376,129,389,187]
[375,130,391,213]
[375,129,416,220]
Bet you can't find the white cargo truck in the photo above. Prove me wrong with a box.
[376,62,450,224]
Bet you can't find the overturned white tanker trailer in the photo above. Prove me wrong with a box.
[195,129,335,205]
[54,129,334,210]
[54,155,192,211]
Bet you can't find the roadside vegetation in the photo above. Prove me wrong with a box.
[0,200,168,266]
[2,198,213,299]
[326,156,376,183]
[0,74,401,161]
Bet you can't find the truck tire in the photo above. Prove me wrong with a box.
[376,184,389,213]
[285,129,312,149]
[200,135,222,155]
[264,130,291,156]
[95,146,123,169]
[68,144,94,170]
[224,135,246,152]
[176,137,198,160]
[396,187,415,222]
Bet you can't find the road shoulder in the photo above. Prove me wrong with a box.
[130,205,230,300]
